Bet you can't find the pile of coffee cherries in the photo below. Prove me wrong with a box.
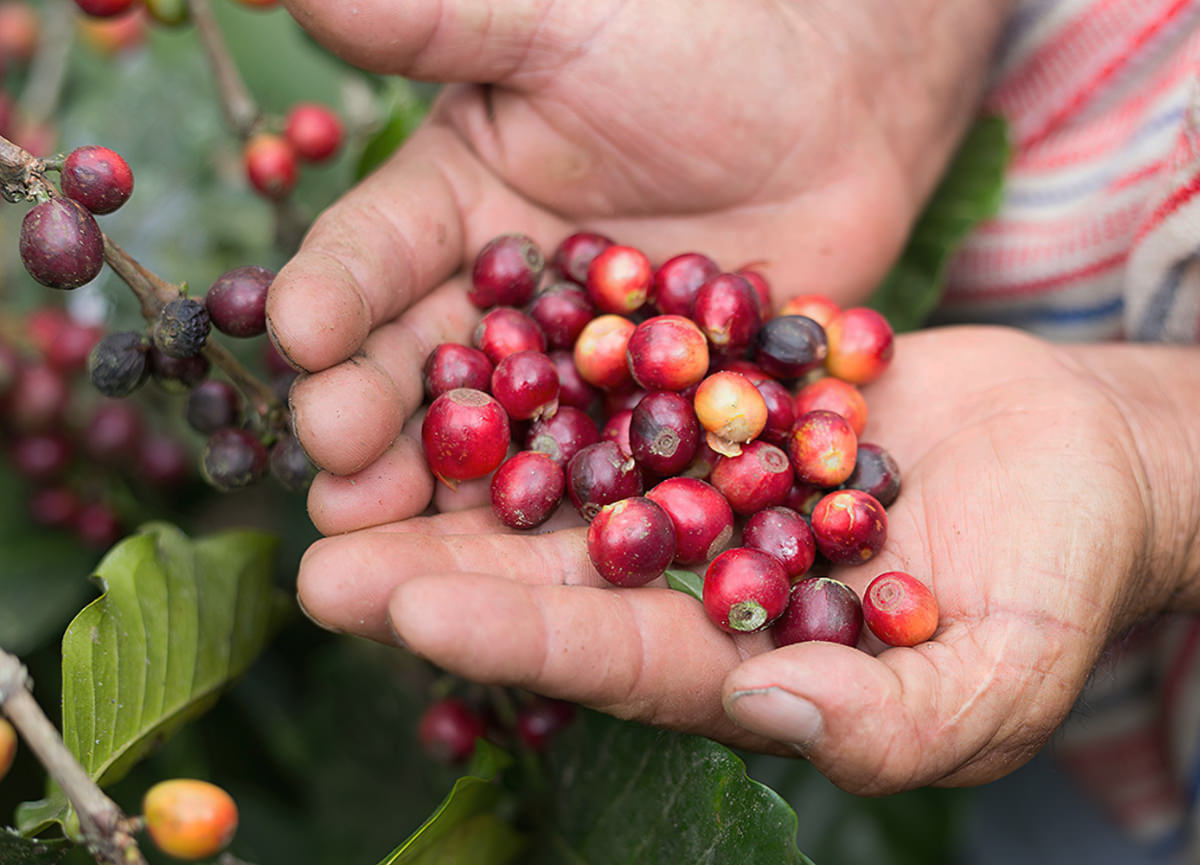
[420,233,938,650]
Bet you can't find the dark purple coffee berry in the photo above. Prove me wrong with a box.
[201,427,267,491]
[153,297,211,359]
[524,405,601,468]
[527,281,596,350]
[205,265,275,338]
[20,198,104,289]
[629,389,700,477]
[550,231,615,285]
[771,576,863,647]
[269,433,317,493]
[60,145,134,214]
[840,442,902,507]
[754,315,828,380]
[423,343,493,400]
[469,233,545,309]
[185,379,240,434]
[87,330,148,397]
[148,345,210,393]
[566,440,643,522]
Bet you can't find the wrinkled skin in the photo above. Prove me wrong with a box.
[266,0,1200,796]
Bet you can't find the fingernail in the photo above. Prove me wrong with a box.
[295,592,344,635]
[726,687,822,753]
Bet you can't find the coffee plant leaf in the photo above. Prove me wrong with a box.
[355,79,430,180]
[869,114,1011,332]
[529,709,815,864]
[0,829,68,865]
[16,522,278,836]
[665,568,704,602]
[377,739,526,865]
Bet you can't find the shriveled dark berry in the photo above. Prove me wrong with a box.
[153,297,211,359]
[148,345,210,392]
[268,433,317,493]
[201,427,268,492]
[87,330,148,397]
[185,379,240,434]
[61,145,134,214]
[20,198,105,289]
[205,265,275,337]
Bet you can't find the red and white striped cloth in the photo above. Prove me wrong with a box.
[942,0,1200,858]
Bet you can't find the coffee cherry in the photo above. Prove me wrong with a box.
[702,547,790,633]
[142,779,238,861]
[779,293,840,329]
[840,442,901,507]
[550,231,614,285]
[692,370,768,457]
[692,272,762,356]
[628,390,700,477]
[472,306,546,366]
[753,315,827,381]
[74,500,122,549]
[772,576,863,647]
[547,349,598,411]
[566,440,643,522]
[709,440,793,515]
[600,408,635,458]
[527,281,595,350]
[491,349,559,421]
[201,427,267,492]
[862,571,938,646]
[61,145,133,214]
[753,377,796,447]
[20,198,104,289]
[626,315,709,393]
[793,377,868,437]
[87,330,148,397]
[524,404,600,468]
[0,718,16,782]
[148,345,209,393]
[469,233,544,309]
[742,506,815,578]
[587,496,676,587]
[137,434,191,487]
[243,133,297,200]
[585,244,652,315]
[268,433,317,493]
[573,314,636,392]
[205,265,274,337]
[185,379,240,434]
[490,450,565,529]
[515,698,576,751]
[73,0,136,18]
[423,343,493,400]
[418,698,485,764]
[736,267,773,316]
[650,252,720,318]
[810,489,887,565]
[283,103,343,163]
[152,297,211,359]
[824,307,895,385]
[83,399,143,463]
[9,362,69,431]
[645,476,734,566]
[29,485,82,529]
[787,409,858,487]
[0,2,40,65]
[41,316,104,373]
[421,388,511,486]
[11,432,72,480]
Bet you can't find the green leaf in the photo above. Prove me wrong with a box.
[16,523,278,835]
[377,739,525,865]
[0,829,67,864]
[355,80,430,180]
[868,114,1011,332]
[531,710,814,864]
[665,568,703,601]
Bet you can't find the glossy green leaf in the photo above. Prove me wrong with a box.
[355,80,430,180]
[665,568,704,601]
[869,114,1011,332]
[16,523,278,835]
[377,740,525,865]
[0,829,67,864]
[531,710,814,864]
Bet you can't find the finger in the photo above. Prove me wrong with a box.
[388,572,778,748]
[282,0,608,82]
[295,522,598,642]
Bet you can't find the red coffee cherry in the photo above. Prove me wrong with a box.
[741,505,815,578]
[809,489,887,565]
[693,370,768,457]
[469,233,545,309]
[490,450,565,530]
[787,409,858,487]
[650,251,719,318]
[645,476,734,567]
[626,315,709,393]
[862,571,939,646]
[243,133,297,200]
[585,244,652,315]
[421,388,511,487]
[587,496,676,587]
[205,265,275,338]
[283,102,343,163]
[772,576,863,647]
[20,198,104,289]
[573,314,636,392]
[73,0,136,18]
[61,145,134,214]
[142,778,238,861]
[551,231,614,285]
[702,547,790,634]
[824,306,895,385]
[418,698,486,764]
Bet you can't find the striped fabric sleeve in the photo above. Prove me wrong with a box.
[938,0,1200,857]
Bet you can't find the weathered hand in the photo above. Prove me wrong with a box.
[294,326,1200,794]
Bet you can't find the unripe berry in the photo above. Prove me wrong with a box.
[0,718,16,782]
[205,265,274,337]
[142,0,187,25]
[283,103,343,163]
[142,778,238,861]
[152,298,211,359]
[201,427,267,492]
[243,133,297,200]
[61,145,134,214]
[19,198,104,289]
[87,330,148,397]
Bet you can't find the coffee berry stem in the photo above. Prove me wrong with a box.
[189,0,260,139]
[0,649,148,865]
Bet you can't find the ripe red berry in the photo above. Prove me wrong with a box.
[702,547,790,633]
[626,314,710,393]
[472,306,546,365]
[29,485,82,529]
[423,342,493,400]
[527,281,595,350]
[645,476,734,566]
[515,698,576,751]
[824,307,895,385]
[566,440,642,522]
[692,272,762,356]
[469,233,545,309]
[778,293,841,329]
[793,377,868,438]
[73,0,136,17]
[490,450,565,530]
[243,133,297,200]
[809,489,888,565]
[709,440,805,516]
[573,314,636,392]
[61,145,134,214]
[649,252,719,317]
[421,388,511,487]
[585,244,652,315]
[741,506,815,578]
[862,571,939,646]
[83,399,144,463]
[20,198,104,289]
[283,102,343,163]
[771,577,863,647]
[142,778,238,861]
[550,231,614,285]
[491,349,560,421]
[205,265,275,337]
[418,698,486,764]
[524,405,600,468]
[74,500,122,549]
[587,496,676,587]
[787,409,858,487]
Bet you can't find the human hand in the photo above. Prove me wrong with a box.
[268,0,1012,479]
[293,325,1200,794]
